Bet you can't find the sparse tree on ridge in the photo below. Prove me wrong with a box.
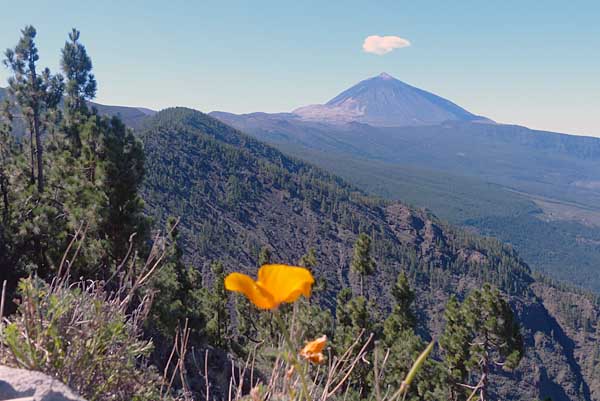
[299,247,317,268]
[258,245,271,266]
[351,232,376,297]
[205,260,230,348]
[384,271,417,341]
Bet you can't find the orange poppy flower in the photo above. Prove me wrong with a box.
[300,335,327,364]
[224,264,315,310]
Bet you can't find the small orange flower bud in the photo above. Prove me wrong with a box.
[299,335,327,364]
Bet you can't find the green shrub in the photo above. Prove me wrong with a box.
[0,276,162,401]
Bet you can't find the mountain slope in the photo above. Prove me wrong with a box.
[91,102,156,129]
[291,73,490,126]
[211,93,600,292]
[139,107,599,401]
[0,86,155,131]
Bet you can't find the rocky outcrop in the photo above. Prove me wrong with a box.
[0,366,85,401]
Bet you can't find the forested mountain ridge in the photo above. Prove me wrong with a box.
[211,82,600,293]
[139,107,600,401]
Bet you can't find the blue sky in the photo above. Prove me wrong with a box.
[1,0,599,136]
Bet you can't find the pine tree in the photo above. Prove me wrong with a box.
[257,245,271,266]
[0,100,16,291]
[101,117,148,267]
[380,330,437,399]
[2,26,64,277]
[290,248,333,346]
[380,271,442,400]
[334,288,354,349]
[205,260,230,348]
[383,272,416,346]
[0,101,13,226]
[439,296,470,401]
[232,246,272,351]
[383,271,416,340]
[298,247,329,306]
[54,27,98,224]
[3,26,63,192]
[60,28,97,153]
[233,292,266,354]
[298,248,317,268]
[147,217,208,363]
[351,233,376,297]
[440,284,524,401]
[148,256,184,342]
[148,218,186,338]
[334,287,380,397]
[0,24,171,328]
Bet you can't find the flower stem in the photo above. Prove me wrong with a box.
[273,310,310,401]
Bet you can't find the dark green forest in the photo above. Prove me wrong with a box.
[212,110,600,293]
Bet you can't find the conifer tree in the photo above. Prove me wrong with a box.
[0,101,13,225]
[60,28,96,152]
[148,247,184,341]
[101,117,148,267]
[298,248,317,268]
[294,248,333,342]
[53,29,101,275]
[334,287,379,397]
[205,260,230,348]
[258,245,271,266]
[351,233,376,297]
[383,271,416,339]
[334,288,354,349]
[61,29,96,116]
[3,26,63,192]
[2,26,64,277]
[380,272,447,400]
[298,248,329,307]
[440,284,523,401]
[439,296,470,401]
[0,101,15,286]
[234,245,272,350]
[233,295,256,351]
[147,217,208,362]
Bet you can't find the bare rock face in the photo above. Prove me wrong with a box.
[0,366,85,401]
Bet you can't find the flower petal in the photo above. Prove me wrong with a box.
[308,353,324,364]
[301,335,327,355]
[225,272,277,309]
[257,264,315,305]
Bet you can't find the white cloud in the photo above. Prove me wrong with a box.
[362,35,411,55]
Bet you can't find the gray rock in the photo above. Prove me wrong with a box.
[0,366,85,401]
